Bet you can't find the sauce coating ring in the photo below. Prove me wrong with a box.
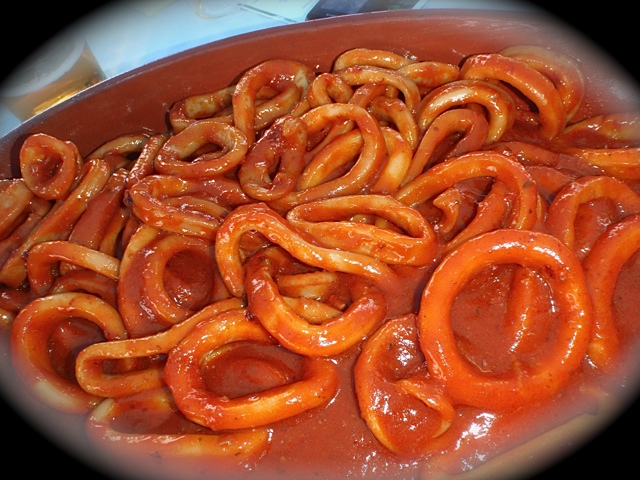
[164,307,339,430]
[418,228,592,411]
[244,247,387,357]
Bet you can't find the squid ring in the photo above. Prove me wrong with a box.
[286,194,438,267]
[237,115,307,202]
[418,229,592,411]
[355,314,455,456]
[395,151,540,233]
[215,202,397,298]
[545,175,640,256]
[461,53,567,139]
[19,133,83,201]
[86,387,271,463]
[335,65,422,114]
[154,119,249,178]
[140,233,217,325]
[416,79,515,142]
[232,59,315,144]
[26,240,120,297]
[164,307,339,430]
[244,248,387,357]
[126,174,245,239]
[76,297,244,398]
[10,292,128,414]
[499,45,585,121]
[582,213,640,369]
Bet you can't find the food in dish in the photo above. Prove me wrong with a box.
[1,43,639,479]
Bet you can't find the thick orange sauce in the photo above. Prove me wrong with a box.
[84,226,639,480]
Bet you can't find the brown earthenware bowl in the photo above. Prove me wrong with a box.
[1,9,639,480]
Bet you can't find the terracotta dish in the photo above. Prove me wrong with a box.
[1,9,639,480]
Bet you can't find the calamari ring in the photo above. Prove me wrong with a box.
[371,127,413,194]
[354,314,455,456]
[332,47,416,71]
[404,109,489,183]
[237,115,307,202]
[416,79,515,142]
[140,232,217,325]
[168,86,235,132]
[286,194,438,267]
[126,174,249,239]
[126,133,169,189]
[335,65,422,115]
[154,119,249,178]
[76,298,243,398]
[560,146,640,181]
[270,103,387,211]
[398,61,461,94]
[164,307,339,430]
[26,240,120,297]
[0,179,39,238]
[0,158,113,289]
[232,59,315,144]
[499,45,585,121]
[418,229,592,411]
[64,168,128,263]
[367,95,420,151]
[86,387,271,464]
[50,269,118,307]
[10,292,128,413]
[582,213,640,369]
[244,247,387,357]
[87,132,149,162]
[545,175,640,257]
[554,112,640,149]
[306,73,353,107]
[215,202,396,298]
[19,133,83,201]
[461,53,567,139]
[0,193,51,273]
[394,151,540,236]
